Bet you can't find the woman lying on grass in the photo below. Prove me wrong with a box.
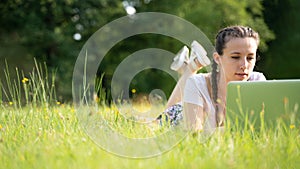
[158,25,266,131]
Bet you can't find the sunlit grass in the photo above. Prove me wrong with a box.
[0,63,299,169]
[1,102,299,169]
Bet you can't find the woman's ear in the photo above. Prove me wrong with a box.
[213,52,220,64]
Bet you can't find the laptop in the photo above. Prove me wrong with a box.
[226,80,300,130]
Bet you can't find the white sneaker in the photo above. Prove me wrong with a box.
[170,46,189,71]
[190,40,211,70]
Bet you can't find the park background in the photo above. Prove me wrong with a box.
[0,0,299,103]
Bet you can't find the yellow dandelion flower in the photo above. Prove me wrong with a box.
[250,125,254,132]
[131,88,136,94]
[20,155,25,161]
[284,97,289,105]
[290,124,295,129]
[56,101,61,105]
[0,124,2,130]
[22,77,29,83]
[9,102,13,105]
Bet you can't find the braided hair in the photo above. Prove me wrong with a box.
[212,25,260,126]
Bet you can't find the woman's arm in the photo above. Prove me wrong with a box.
[183,76,207,131]
[183,102,206,131]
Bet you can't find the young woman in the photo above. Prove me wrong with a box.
[160,25,266,131]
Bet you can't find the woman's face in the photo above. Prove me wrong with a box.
[215,37,258,83]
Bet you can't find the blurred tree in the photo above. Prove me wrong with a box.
[0,0,275,102]
[262,0,300,79]
[138,0,274,51]
[0,0,125,101]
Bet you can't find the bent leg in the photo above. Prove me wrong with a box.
[166,41,210,108]
[166,63,197,108]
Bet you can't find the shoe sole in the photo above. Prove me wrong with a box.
[191,40,211,66]
[170,46,189,71]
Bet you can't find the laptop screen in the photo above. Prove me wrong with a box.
[226,80,300,129]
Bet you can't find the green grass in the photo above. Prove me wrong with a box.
[0,103,299,169]
[0,62,299,169]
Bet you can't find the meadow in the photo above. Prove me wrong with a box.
[0,63,299,169]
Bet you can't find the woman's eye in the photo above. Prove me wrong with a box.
[247,57,255,60]
[231,56,240,59]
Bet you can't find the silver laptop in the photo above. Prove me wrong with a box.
[226,80,300,129]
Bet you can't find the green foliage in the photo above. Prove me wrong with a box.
[137,0,274,50]
[0,0,125,100]
[0,0,276,101]
[262,0,300,79]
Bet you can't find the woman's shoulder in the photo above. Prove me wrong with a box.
[248,71,266,81]
[187,73,211,87]
[190,72,210,79]
[189,73,210,82]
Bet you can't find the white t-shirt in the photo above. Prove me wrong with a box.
[183,71,266,128]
